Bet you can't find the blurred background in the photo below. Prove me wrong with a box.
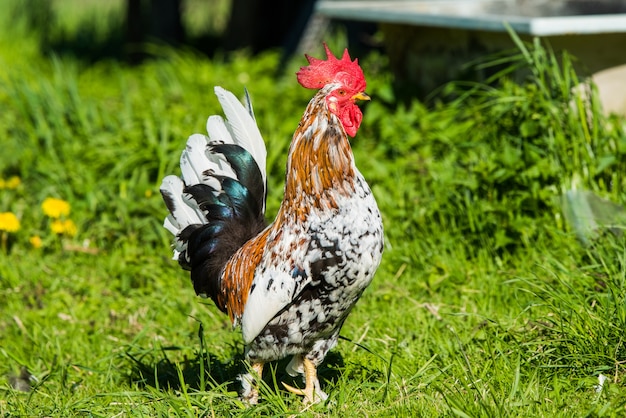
[8,0,373,63]
[9,0,626,109]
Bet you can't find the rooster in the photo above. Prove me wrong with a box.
[160,44,383,404]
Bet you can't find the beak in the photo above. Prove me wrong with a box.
[352,92,371,102]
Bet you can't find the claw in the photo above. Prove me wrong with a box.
[281,357,328,404]
[282,381,306,396]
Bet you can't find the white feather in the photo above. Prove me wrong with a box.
[160,175,204,227]
[180,149,200,186]
[205,116,238,180]
[181,189,206,223]
[213,86,267,185]
[241,270,297,344]
[180,134,210,184]
[206,115,234,145]
[286,356,304,377]
[161,87,268,248]
[180,135,234,193]
[163,215,179,235]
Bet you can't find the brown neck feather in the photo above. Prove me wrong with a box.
[277,92,356,223]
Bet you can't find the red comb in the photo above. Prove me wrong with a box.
[296,43,366,91]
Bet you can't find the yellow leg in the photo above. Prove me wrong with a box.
[240,361,264,405]
[282,357,328,404]
[252,361,264,377]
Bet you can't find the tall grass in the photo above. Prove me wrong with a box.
[364,31,625,259]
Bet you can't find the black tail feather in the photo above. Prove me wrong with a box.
[216,177,260,222]
[184,184,224,209]
[181,161,267,307]
[161,87,268,311]
[209,144,265,212]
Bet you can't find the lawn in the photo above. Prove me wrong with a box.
[1,2,626,417]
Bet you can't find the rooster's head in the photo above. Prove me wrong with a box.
[296,43,368,137]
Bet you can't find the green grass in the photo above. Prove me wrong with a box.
[2,3,626,417]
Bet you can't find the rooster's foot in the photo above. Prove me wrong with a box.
[239,362,264,405]
[282,358,328,404]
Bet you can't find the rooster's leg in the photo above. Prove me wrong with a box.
[240,361,264,405]
[282,357,328,404]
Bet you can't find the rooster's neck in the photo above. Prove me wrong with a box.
[279,92,356,221]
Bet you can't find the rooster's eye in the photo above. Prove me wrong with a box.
[337,89,346,96]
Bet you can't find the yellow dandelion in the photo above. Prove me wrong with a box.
[63,220,77,237]
[42,198,71,219]
[0,179,4,189]
[51,219,77,236]
[50,220,65,235]
[29,235,42,249]
[0,212,20,232]
[6,176,21,189]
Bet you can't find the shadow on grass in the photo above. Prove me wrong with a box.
[126,346,242,392]
[124,344,347,395]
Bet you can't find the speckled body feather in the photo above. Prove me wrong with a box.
[241,85,383,367]
[161,45,383,403]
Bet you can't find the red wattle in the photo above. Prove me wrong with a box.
[340,104,362,137]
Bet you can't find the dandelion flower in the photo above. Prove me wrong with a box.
[29,236,42,249]
[51,219,77,236]
[50,220,64,235]
[0,212,20,232]
[6,176,21,189]
[63,220,77,237]
[42,198,71,219]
